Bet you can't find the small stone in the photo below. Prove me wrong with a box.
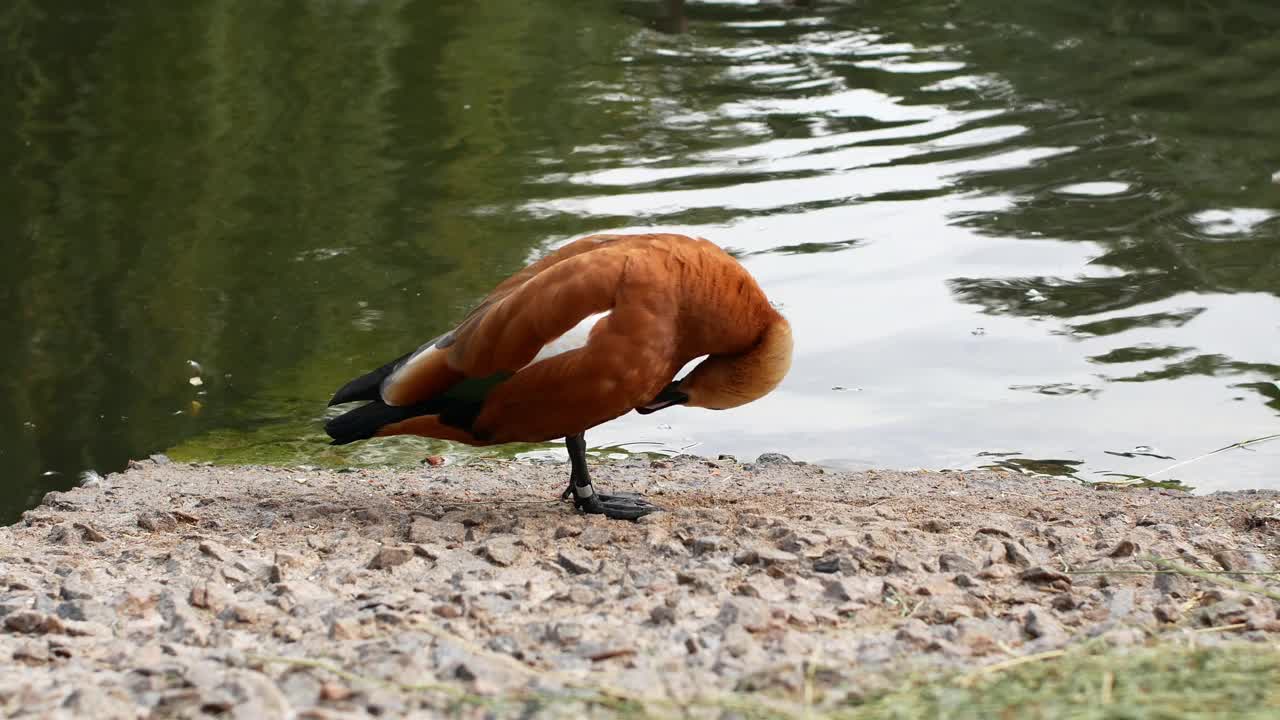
[199,540,232,562]
[939,553,978,574]
[567,587,596,605]
[74,522,107,542]
[1109,538,1139,558]
[1019,566,1071,587]
[921,518,953,533]
[189,583,232,612]
[137,511,178,533]
[822,579,852,602]
[1024,607,1067,643]
[722,624,755,657]
[408,517,465,544]
[47,524,81,545]
[755,453,793,465]
[1154,571,1192,598]
[556,549,596,575]
[895,618,932,647]
[553,525,582,540]
[577,526,613,550]
[1197,600,1249,627]
[733,545,798,567]
[649,605,676,625]
[60,577,95,601]
[813,552,857,574]
[1106,588,1135,620]
[717,598,769,632]
[433,604,463,619]
[1246,610,1280,633]
[1153,602,1181,624]
[487,635,520,656]
[423,455,446,466]
[692,536,726,555]
[1003,541,1034,568]
[226,603,265,625]
[4,611,63,635]
[13,641,50,664]
[550,623,583,646]
[1050,593,1079,611]
[481,538,521,567]
[367,546,413,570]
[329,617,362,639]
[413,544,442,561]
[937,604,974,623]
[55,600,113,625]
[978,564,1015,581]
[319,681,353,701]
[1214,550,1274,573]
[890,551,925,574]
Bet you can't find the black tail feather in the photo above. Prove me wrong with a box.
[327,350,413,407]
[324,400,421,445]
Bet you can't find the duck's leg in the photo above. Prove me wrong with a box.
[561,433,660,521]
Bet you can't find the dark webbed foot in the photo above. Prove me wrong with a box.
[574,491,661,521]
[562,433,661,521]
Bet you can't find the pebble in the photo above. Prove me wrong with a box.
[556,549,596,575]
[1153,571,1192,598]
[136,512,178,533]
[938,553,978,574]
[1214,550,1274,573]
[1019,566,1071,588]
[1106,587,1135,620]
[75,522,108,543]
[649,605,676,625]
[1002,541,1035,568]
[1153,602,1181,624]
[578,526,613,550]
[717,598,769,632]
[481,538,521,567]
[1024,607,1067,644]
[692,536,726,555]
[199,540,233,562]
[1108,538,1139,558]
[367,546,413,570]
[733,545,799,567]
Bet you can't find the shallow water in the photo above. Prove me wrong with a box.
[3,0,1278,522]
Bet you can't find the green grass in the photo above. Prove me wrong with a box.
[841,643,1280,720]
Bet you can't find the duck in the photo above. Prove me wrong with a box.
[324,233,793,520]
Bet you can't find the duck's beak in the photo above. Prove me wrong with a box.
[637,382,689,414]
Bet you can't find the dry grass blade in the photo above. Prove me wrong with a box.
[1141,433,1280,481]
[1147,556,1280,602]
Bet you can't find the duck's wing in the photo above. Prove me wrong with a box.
[326,235,626,410]
[325,235,678,444]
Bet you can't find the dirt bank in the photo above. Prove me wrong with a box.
[2,455,1278,718]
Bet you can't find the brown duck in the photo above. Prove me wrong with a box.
[325,233,793,520]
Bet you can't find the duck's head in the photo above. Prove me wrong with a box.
[638,316,793,413]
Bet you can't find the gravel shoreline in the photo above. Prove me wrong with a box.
[2,455,1278,718]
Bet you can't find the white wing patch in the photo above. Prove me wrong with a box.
[380,336,447,404]
[527,311,611,367]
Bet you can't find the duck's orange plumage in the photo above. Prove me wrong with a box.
[325,233,792,519]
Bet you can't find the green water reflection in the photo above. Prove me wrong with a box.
[2,0,1278,523]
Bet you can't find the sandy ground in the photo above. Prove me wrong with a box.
[2,454,1279,718]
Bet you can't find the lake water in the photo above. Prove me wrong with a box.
[3,0,1278,523]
